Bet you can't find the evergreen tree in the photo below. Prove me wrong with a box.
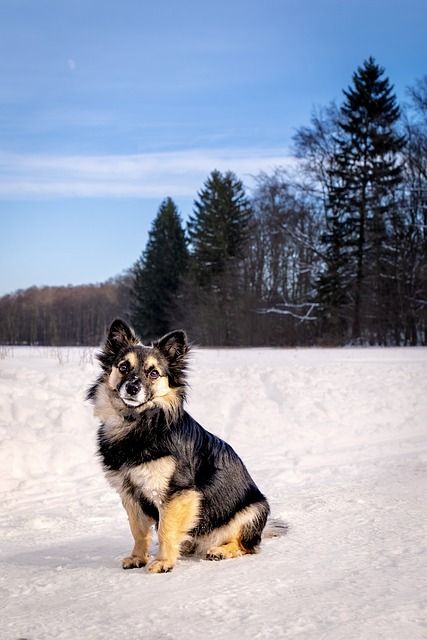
[316,204,352,339]
[188,170,253,288]
[321,57,405,342]
[185,170,254,344]
[130,198,188,341]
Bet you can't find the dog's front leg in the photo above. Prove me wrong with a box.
[147,490,200,574]
[122,498,155,569]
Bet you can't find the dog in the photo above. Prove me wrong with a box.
[87,318,285,573]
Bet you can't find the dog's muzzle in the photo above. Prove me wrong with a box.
[125,377,141,397]
[119,376,146,407]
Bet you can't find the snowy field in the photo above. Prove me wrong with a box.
[1,345,426,640]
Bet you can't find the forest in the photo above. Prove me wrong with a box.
[0,58,426,347]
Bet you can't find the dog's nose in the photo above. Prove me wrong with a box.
[125,379,141,396]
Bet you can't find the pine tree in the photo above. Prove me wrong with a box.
[188,170,253,288]
[130,198,188,341]
[321,57,405,342]
[316,205,352,339]
[185,170,254,344]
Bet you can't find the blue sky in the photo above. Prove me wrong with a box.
[1,0,426,295]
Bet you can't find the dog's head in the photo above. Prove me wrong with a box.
[90,318,189,419]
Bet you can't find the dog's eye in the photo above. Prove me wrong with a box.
[149,369,160,380]
[118,362,129,374]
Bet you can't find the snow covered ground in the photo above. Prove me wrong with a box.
[1,345,426,640]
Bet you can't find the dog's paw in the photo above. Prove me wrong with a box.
[146,558,174,574]
[206,545,244,561]
[122,554,148,569]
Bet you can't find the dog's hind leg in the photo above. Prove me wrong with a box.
[122,498,155,569]
[147,490,201,574]
[206,501,269,561]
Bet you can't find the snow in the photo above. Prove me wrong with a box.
[1,345,426,640]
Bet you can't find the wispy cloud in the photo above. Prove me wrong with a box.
[0,148,294,199]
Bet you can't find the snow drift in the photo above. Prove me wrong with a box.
[1,346,426,639]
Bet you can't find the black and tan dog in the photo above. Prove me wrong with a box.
[88,319,284,573]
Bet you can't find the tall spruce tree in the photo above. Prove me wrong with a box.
[185,170,254,344]
[188,169,253,287]
[321,57,405,342]
[130,198,188,341]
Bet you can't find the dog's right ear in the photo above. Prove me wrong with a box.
[98,318,138,370]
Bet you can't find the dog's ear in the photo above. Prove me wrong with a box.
[98,319,138,370]
[154,330,189,389]
[107,318,137,352]
[155,330,187,363]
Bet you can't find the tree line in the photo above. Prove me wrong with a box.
[0,279,131,346]
[1,58,426,346]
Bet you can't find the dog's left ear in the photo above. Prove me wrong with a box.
[155,330,188,363]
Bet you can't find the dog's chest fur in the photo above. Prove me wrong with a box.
[98,414,177,511]
[106,456,176,508]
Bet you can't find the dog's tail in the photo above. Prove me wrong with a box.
[263,518,290,538]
